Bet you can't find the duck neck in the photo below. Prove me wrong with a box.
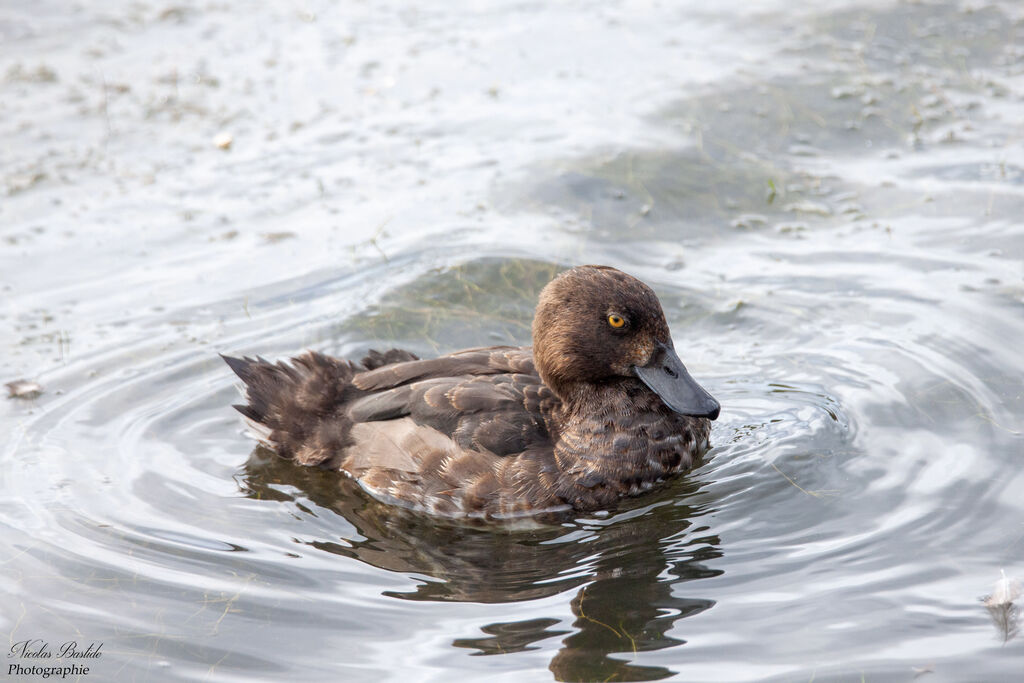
[547,378,703,508]
[554,377,654,425]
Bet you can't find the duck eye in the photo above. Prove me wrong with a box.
[607,314,625,328]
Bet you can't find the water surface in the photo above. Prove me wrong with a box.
[2,1,1023,680]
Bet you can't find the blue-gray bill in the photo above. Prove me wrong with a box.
[633,342,720,420]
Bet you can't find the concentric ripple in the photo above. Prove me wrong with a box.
[3,0,1023,681]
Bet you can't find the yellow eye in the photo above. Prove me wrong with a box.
[607,314,625,328]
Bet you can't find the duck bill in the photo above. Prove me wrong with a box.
[634,342,720,420]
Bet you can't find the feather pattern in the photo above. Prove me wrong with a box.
[223,265,718,518]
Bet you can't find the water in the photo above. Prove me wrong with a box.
[2,0,1023,680]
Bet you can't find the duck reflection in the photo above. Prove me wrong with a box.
[239,447,723,681]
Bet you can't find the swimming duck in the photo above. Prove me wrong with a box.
[223,265,719,519]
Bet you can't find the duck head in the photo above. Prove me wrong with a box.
[532,265,720,420]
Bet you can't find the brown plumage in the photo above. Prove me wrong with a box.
[223,265,720,519]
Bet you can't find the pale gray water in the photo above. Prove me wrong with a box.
[2,1,1023,681]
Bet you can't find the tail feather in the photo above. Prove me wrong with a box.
[221,351,359,467]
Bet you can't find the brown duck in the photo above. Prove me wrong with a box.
[223,265,720,519]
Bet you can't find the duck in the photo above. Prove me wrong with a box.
[223,265,720,519]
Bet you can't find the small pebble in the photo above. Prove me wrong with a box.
[5,380,43,399]
[213,132,233,150]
